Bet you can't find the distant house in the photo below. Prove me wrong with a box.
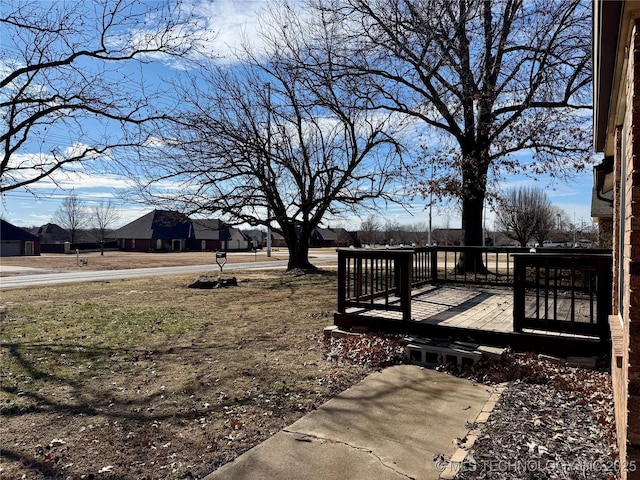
[113,210,191,252]
[31,223,68,244]
[190,219,250,252]
[270,231,287,248]
[256,226,354,249]
[311,227,354,247]
[189,219,229,252]
[242,229,265,249]
[112,210,250,252]
[1,219,40,256]
[223,226,251,251]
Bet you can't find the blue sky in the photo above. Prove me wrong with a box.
[0,0,600,232]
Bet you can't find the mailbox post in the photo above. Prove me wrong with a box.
[216,251,227,272]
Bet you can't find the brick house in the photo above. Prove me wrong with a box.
[0,219,40,256]
[30,223,69,244]
[593,1,640,477]
[190,219,250,252]
[311,227,355,248]
[113,210,192,252]
[113,210,250,252]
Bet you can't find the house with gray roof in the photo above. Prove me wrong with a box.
[1,219,41,256]
[112,210,250,252]
[113,210,191,252]
[30,223,69,244]
[311,227,354,247]
[189,219,250,251]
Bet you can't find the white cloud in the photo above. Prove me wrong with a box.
[187,0,270,60]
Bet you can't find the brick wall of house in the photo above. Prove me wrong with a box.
[629,21,640,474]
[615,21,640,480]
[612,123,626,475]
[614,126,623,316]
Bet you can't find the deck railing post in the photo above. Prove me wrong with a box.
[430,247,438,285]
[399,252,412,322]
[393,253,403,297]
[513,254,526,332]
[337,250,346,314]
[355,256,363,300]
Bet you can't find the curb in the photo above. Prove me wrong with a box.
[438,382,510,479]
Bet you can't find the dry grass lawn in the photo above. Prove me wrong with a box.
[0,268,373,479]
[0,250,295,273]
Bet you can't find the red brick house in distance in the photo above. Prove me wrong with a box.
[594,2,640,478]
[113,210,250,252]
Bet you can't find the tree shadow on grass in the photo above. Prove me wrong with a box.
[0,336,339,479]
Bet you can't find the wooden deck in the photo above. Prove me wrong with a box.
[349,286,511,331]
[335,247,612,356]
[336,285,608,356]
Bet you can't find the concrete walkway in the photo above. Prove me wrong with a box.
[204,365,495,480]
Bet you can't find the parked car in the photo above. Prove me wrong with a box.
[542,240,566,248]
[574,239,595,248]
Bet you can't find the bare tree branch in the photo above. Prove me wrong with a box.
[52,194,89,243]
[496,186,553,247]
[131,4,406,270]
[1,0,211,192]
[316,0,592,271]
[93,199,120,254]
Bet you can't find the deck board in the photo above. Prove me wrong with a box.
[413,287,513,333]
[346,286,515,333]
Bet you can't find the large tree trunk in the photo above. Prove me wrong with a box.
[457,157,489,274]
[287,240,317,271]
[282,224,317,272]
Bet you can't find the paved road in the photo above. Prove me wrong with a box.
[0,255,338,290]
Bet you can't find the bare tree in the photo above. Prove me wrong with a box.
[53,194,88,243]
[404,222,428,245]
[359,215,383,245]
[322,0,592,271]
[533,205,561,246]
[577,221,598,246]
[496,186,552,247]
[1,0,209,192]
[93,199,120,255]
[133,5,405,271]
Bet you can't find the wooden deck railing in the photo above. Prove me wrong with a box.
[337,246,520,323]
[337,249,416,321]
[512,252,612,338]
[430,246,530,286]
[337,246,613,340]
